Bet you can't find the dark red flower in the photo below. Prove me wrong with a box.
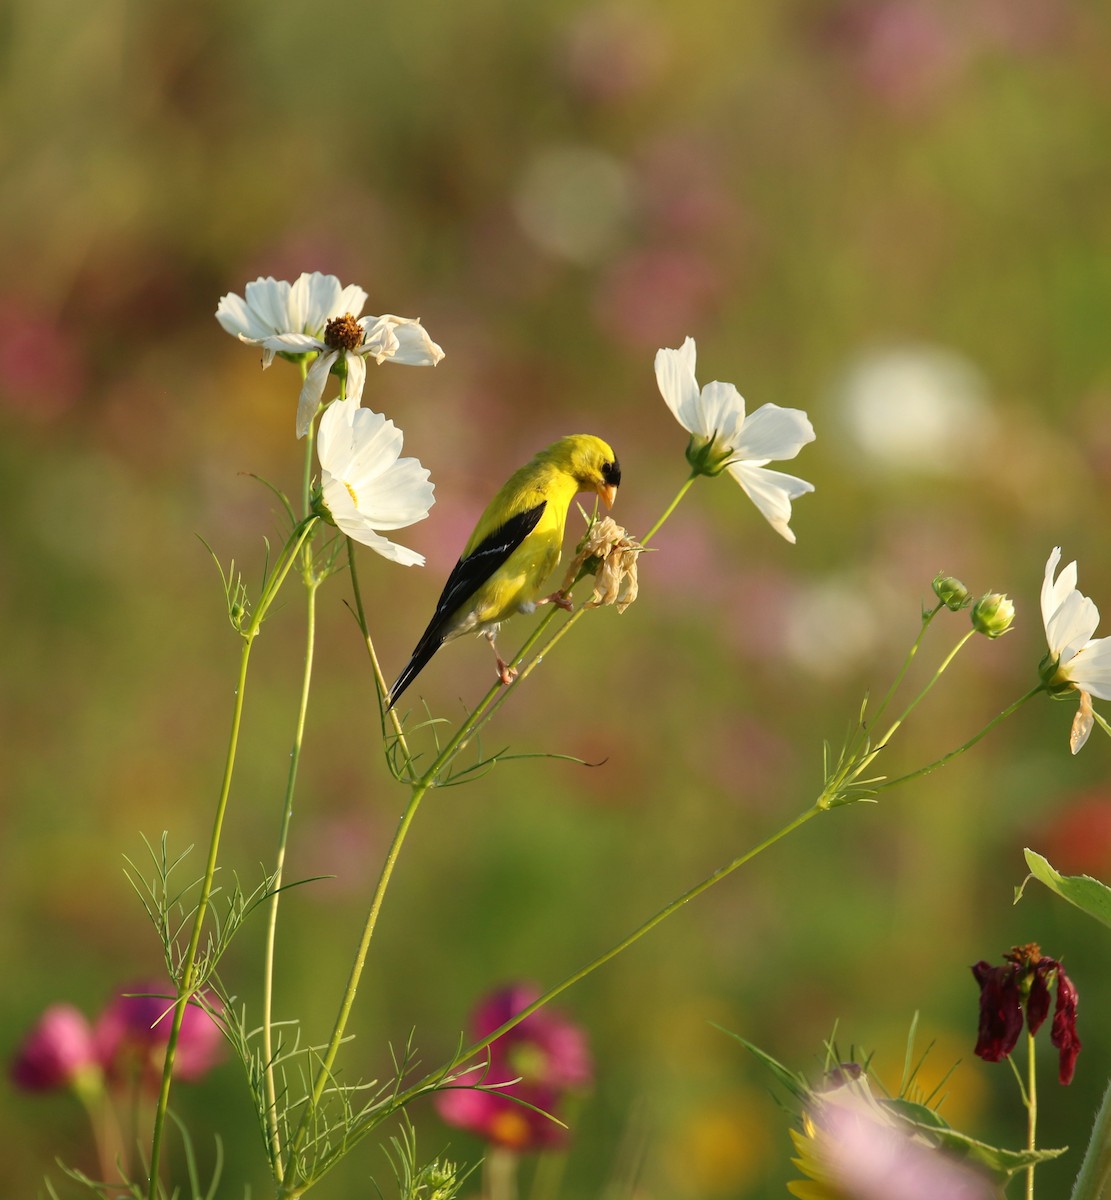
[436,983,592,1151]
[971,945,1081,1085]
[1052,969,1082,1085]
[971,959,1023,1062]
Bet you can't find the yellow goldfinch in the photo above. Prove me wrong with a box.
[387,434,621,709]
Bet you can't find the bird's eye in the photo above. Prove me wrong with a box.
[602,459,621,487]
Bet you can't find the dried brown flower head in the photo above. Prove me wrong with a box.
[562,516,648,614]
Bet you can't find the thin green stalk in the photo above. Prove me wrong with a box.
[1026,1030,1038,1200]
[346,539,416,777]
[1071,1078,1111,1200]
[880,685,1043,792]
[641,472,698,544]
[261,578,320,1178]
[872,629,977,756]
[867,602,944,734]
[399,802,821,1106]
[147,520,316,1197]
[282,608,527,1191]
[261,397,322,1176]
[148,624,254,1197]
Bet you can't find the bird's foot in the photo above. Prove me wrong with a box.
[496,657,519,686]
[540,589,574,612]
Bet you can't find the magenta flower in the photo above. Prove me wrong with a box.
[972,944,1081,1084]
[94,980,224,1089]
[10,1004,100,1093]
[436,983,592,1150]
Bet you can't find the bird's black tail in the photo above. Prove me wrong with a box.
[386,635,445,712]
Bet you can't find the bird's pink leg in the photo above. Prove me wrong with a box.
[538,589,574,612]
[484,630,518,685]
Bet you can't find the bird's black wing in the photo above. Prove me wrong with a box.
[387,500,547,708]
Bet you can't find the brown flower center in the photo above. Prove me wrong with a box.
[324,313,362,352]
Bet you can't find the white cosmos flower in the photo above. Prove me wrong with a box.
[216,272,368,363]
[1041,546,1111,753]
[215,272,445,437]
[316,398,435,566]
[654,336,816,543]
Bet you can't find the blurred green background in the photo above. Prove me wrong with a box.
[5,0,1111,1195]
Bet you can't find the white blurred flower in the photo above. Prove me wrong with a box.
[513,144,632,264]
[832,344,994,474]
[654,336,815,542]
[316,398,434,566]
[1041,546,1111,753]
[215,272,444,437]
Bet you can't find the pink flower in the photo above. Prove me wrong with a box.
[436,984,592,1150]
[10,1004,99,1092]
[94,980,224,1089]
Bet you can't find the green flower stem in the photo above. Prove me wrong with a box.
[640,471,698,545]
[262,380,323,1177]
[872,629,977,757]
[1070,1078,1111,1200]
[282,593,529,1192]
[147,519,317,1199]
[261,577,320,1180]
[878,684,1044,793]
[868,602,944,733]
[398,802,822,1107]
[1026,1030,1038,1200]
[346,539,416,777]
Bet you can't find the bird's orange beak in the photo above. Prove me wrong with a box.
[599,482,618,510]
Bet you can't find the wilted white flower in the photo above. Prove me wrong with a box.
[215,272,444,437]
[562,515,647,613]
[316,399,434,566]
[1041,547,1111,753]
[654,336,815,542]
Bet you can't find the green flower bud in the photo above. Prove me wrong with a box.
[932,573,971,611]
[685,432,735,477]
[971,592,1015,638]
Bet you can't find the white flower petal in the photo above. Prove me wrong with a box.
[655,338,702,435]
[296,352,336,438]
[728,462,815,543]
[1041,547,1079,637]
[344,351,367,403]
[244,277,293,335]
[317,399,434,561]
[255,332,326,355]
[378,316,445,366]
[697,380,746,446]
[215,292,258,339]
[1050,590,1101,666]
[320,476,427,565]
[348,455,435,530]
[1071,692,1094,754]
[734,403,816,463]
[1066,636,1111,701]
[358,316,399,363]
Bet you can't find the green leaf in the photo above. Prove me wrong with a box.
[886,1100,1066,1179]
[1020,849,1111,930]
